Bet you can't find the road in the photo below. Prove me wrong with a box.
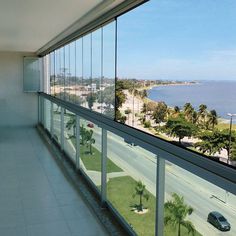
[92,127,236,236]
[52,113,236,236]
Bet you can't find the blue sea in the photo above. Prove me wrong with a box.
[148,80,236,122]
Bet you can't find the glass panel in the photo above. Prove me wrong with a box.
[92,28,102,113]
[102,22,116,119]
[69,41,76,103]
[59,47,65,100]
[50,52,55,96]
[75,39,83,105]
[44,99,51,132]
[83,34,92,109]
[53,104,61,144]
[164,161,235,236]
[54,49,60,98]
[107,131,156,235]
[64,110,76,162]
[43,55,50,94]
[79,118,101,191]
[116,0,236,167]
[64,44,70,101]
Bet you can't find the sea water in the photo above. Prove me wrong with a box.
[148,80,236,122]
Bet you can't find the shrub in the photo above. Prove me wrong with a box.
[144,120,151,128]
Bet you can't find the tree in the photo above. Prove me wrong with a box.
[80,124,86,145]
[152,102,167,126]
[125,108,132,124]
[115,89,127,122]
[86,93,96,109]
[132,181,149,212]
[183,103,194,122]
[85,129,95,154]
[164,193,196,236]
[194,130,221,155]
[195,129,236,158]
[115,110,126,124]
[146,101,157,114]
[66,114,76,137]
[198,104,207,127]
[206,110,218,130]
[165,117,197,144]
[231,142,236,161]
[173,106,181,118]
[139,89,148,99]
[142,102,148,114]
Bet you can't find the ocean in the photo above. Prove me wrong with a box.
[148,80,236,122]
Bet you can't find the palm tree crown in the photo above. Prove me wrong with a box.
[164,193,196,236]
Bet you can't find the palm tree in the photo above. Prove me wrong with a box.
[207,109,218,129]
[125,108,132,125]
[132,181,149,212]
[85,129,95,154]
[164,193,196,236]
[183,103,194,122]
[173,106,181,117]
[198,104,207,127]
[80,124,86,145]
[66,114,76,137]
[142,102,148,115]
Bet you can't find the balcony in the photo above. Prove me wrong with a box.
[0,126,117,235]
[38,94,236,236]
[0,1,236,236]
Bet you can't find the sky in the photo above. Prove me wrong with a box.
[117,0,236,81]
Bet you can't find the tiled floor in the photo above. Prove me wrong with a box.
[0,127,108,236]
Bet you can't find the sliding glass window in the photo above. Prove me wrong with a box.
[69,41,76,103]
[80,118,102,191]
[91,28,102,113]
[75,38,83,105]
[102,22,116,119]
[107,131,156,235]
[83,34,92,110]
[52,104,61,144]
[50,52,55,96]
[64,44,70,101]
[64,110,76,162]
[43,99,51,133]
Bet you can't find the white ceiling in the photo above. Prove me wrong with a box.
[0,0,113,52]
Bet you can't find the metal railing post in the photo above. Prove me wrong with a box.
[76,115,80,170]
[50,102,54,138]
[101,128,107,205]
[156,156,165,236]
[61,107,65,150]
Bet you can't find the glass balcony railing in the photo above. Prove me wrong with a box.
[39,94,236,236]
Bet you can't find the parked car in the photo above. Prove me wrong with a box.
[207,211,231,231]
[87,123,94,128]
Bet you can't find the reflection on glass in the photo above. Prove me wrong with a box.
[75,39,83,105]
[102,22,116,119]
[64,44,70,101]
[107,131,156,235]
[53,104,61,144]
[79,118,101,191]
[64,110,76,162]
[50,52,55,96]
[69,41,76,103]
[164,162,235,236]
[59,47,65,100]
[115,1,236,167]
[44,99,51,132]
[54,49,60,98]
[92,28,102,113]
[83,34,92,109]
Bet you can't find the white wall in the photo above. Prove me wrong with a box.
[0,52,38,127]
